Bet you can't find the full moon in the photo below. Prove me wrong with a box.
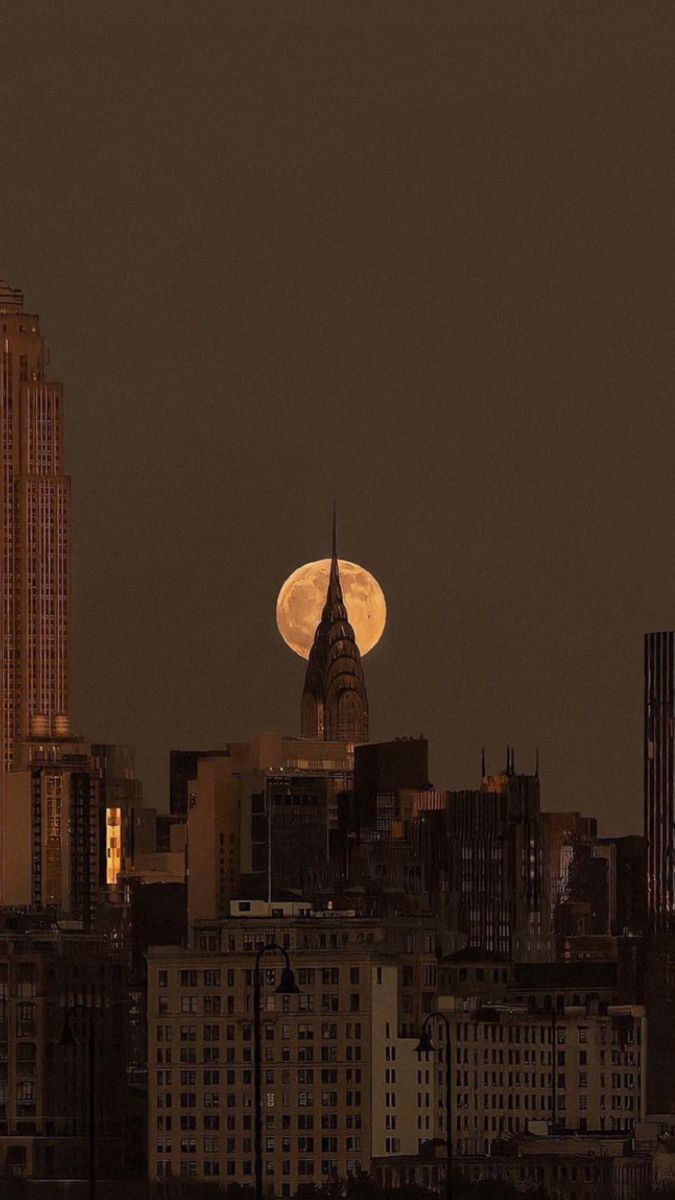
[277,559,387,659]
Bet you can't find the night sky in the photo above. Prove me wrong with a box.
[1,2,674,834]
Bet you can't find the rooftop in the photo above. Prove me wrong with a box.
[514,961,617,988]
[0,275,23,313]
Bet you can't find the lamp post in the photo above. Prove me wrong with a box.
[59,1003,96,1200]
[415,1011,453,1200]
[253,943,300,1200]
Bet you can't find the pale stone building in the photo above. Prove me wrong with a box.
[146,910,437,1193]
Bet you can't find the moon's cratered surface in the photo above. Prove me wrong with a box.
[276,559,387,659]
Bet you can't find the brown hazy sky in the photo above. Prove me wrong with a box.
[1,1,674,833]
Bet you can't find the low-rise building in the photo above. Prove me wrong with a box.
[451,1132,651,1200]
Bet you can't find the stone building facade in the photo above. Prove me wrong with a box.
[146,912,438,1192]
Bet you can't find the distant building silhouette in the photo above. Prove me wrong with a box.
[0,913,128,1179]
[352,737,430,829]
[642,633,675,1115]
[417,750,552,960]
[644,631,675,931]
[169,749,227,816]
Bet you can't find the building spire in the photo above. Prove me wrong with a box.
[327,503,344,609]
[300,510,368,744]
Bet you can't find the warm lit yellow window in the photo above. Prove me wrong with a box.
[106,807,122,884]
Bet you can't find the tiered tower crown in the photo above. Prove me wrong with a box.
[300,511,369,743]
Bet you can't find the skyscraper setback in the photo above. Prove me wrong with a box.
[0,273,70,775]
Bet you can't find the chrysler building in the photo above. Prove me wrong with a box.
[301,515,368,744]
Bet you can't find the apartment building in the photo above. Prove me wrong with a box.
[146,910,438,1192]
[0,914,128,1180]
[147,917,646,1193]
[444,1000,645,1155]
[428,953,646,1157]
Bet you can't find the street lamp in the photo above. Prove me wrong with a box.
[253,942,300,1200]
[415,1011,453,1200]
[59,1003,97,1200]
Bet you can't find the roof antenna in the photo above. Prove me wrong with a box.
[481,747,486,779]
[535,745,540,778]
[332,501,337,560]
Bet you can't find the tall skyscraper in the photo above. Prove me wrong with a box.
[644,631,675,931]
[643,637,675,1115]
[416,751,552,960]
[301,516,368,743]
[0,272,70,773]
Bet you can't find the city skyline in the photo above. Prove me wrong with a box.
[0,248,664,839]
[1,254,665,839]
[3,3,675,839]
[2,5,675,1195]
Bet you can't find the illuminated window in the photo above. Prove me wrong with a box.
[106,807,122,884]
